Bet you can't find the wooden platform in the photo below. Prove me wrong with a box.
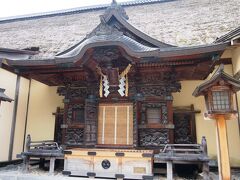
[63,148,153,180]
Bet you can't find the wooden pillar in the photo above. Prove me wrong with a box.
[133,101,139,147]
[49,157,55,175]
[23,156,30,173]
[215,114,231,180]
[201,136,210,180]
[167,99,174,143]
[166,161,173,180]
[202,163,210,180]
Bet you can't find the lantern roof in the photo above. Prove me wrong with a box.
[193,64,240,97]
[0,88,13,102]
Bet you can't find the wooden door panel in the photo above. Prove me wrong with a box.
[98,103,133,145]
[104,106,115,144]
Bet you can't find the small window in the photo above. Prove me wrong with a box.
[73,108,85,124]
[147,108,161,124]
[212,91,230,110]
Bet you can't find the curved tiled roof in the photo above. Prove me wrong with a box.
[193,65,240,97]
[214,26,240,43]
[56,34,158,59]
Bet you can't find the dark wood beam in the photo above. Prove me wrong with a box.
[8,75,20,161]
[19,67,84,75]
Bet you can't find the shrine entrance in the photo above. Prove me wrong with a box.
[97,103,133,146]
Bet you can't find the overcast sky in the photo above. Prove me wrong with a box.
[0,0,131,18]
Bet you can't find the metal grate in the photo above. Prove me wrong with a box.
[212,91,230,110]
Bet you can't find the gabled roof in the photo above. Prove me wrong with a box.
[1,0,228,67]
[56,0,174,59]
[0,0,235,85]
[0,0,238,60]
[4,1,229,68]
[49,1,228,65]
[5,42,228,67]
[193,65,240,97]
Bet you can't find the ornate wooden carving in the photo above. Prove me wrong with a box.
[139,86,169,97]
[58,86,88,99]
[174,114,193,144]
[138,84,180,96]
[84,97,98,146]
[93,47,120,63]
[138,129,169,146]
[65,128,84,145]
[136,71,181,96]
[53,107,64,145]
[66,104,84,123]
[173,105,197,144]
[141,103,168,124]
[162,105,168,124]
[173,113,195,144]
[137,98,175,146]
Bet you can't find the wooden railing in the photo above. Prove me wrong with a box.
[25,134,61,152]
[17,134,64,175]
[154,136,209,180]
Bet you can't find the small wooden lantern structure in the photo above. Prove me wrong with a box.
[0,88,13,105]
[193,64,240,180]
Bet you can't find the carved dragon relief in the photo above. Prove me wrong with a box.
[65,128,84,145]
[138,129,169,146]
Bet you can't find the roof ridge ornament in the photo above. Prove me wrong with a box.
[101,0,129,21]
[86,23,123,38]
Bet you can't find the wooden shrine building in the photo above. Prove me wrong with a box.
[5,1,228,148]
[0,0,240,179]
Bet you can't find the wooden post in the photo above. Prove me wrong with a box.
[23,156,30,173]
[49,157,55,175]
[215,114,231,180]
[201,136,210,180]
[167,161,173,180]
